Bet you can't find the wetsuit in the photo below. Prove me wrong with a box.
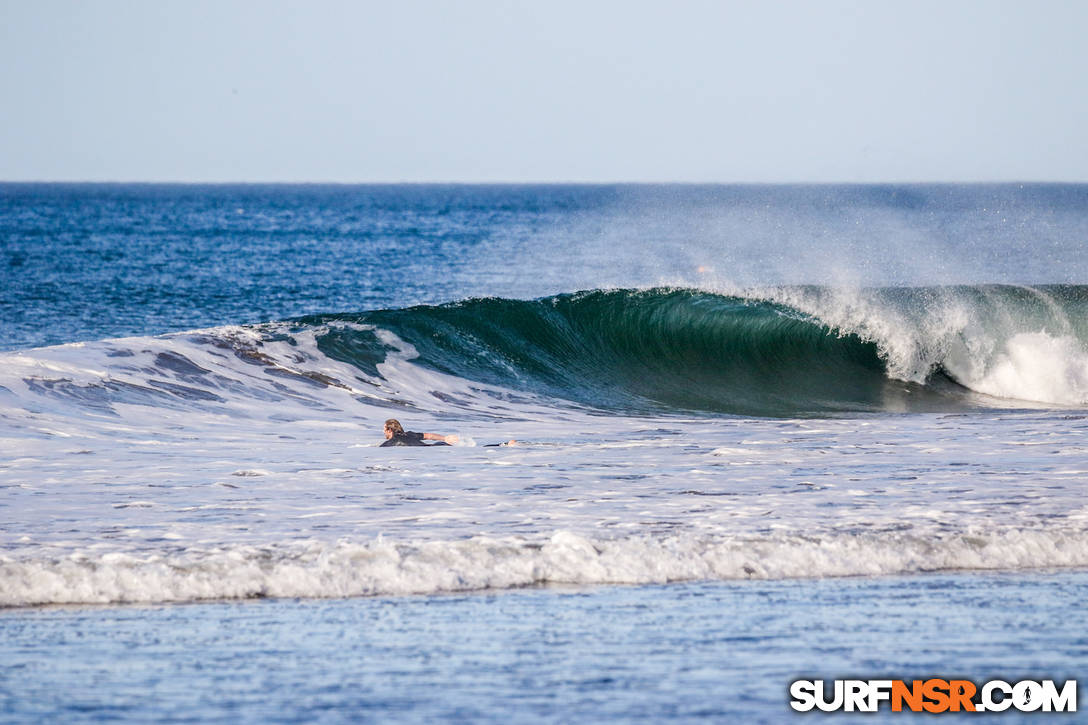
[381,431,448,447]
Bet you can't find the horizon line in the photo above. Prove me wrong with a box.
[2,179,1085,186]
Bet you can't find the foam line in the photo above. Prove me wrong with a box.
[4,528,1087,607]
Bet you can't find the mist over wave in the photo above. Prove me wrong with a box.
[5,184,1088,352]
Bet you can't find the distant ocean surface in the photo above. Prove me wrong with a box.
[2,184,1087,722]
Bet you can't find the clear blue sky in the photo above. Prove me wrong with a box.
[2,0,1086,182]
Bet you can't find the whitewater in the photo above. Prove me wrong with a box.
[5,296,1088,605]
[2,184,1087,721]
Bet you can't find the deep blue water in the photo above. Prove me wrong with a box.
[1,184,611,348]
[3,183,1087,349]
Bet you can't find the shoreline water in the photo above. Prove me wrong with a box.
[3,571,1085,723]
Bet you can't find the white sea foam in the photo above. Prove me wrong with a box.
[949,331,1088,405]
[745,284,1088,405]
[4,528,1087,607]
[2,299,1087,612]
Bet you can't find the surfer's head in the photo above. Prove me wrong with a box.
[383,418,404,439]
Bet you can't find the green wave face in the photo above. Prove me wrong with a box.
[308,287,1083,417]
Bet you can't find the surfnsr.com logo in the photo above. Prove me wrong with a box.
[790,679,1077,713]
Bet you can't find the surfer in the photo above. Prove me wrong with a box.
[380,419,518,447]
[381,419,459,447]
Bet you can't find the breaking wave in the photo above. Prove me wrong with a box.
[5,285,1088,421]
[311,285,1088,415]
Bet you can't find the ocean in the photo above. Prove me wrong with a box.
[1,183,1086,722]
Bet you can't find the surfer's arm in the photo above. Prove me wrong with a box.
[423,432,459,445]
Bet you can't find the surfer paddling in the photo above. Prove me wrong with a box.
[380,419,517,447]
[381,419,459,447]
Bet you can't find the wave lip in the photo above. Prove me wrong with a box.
[5,528,1088,607]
